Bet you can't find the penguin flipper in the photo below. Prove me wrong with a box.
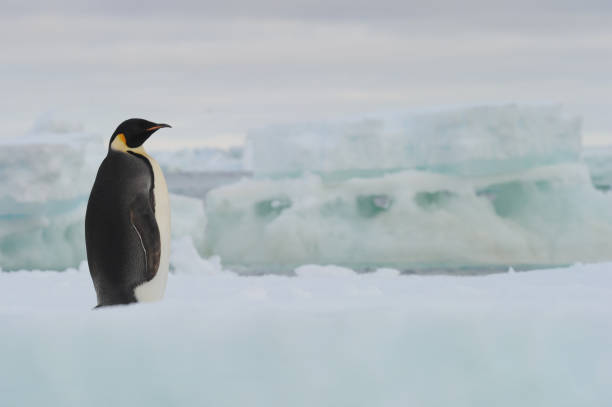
[129,195,161,281]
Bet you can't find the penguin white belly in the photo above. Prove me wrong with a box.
[134,153,171,302]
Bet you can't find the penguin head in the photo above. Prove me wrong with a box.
[110,118,171,150]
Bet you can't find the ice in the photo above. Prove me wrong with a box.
[168,194,207,251]
[0,117,103,202]
[206,106,611,269]
[205,163,612,269]
[0,117,104,270]
[246,105,581,177]
[152,146,244,173]
[170,236,224,275]
[583,146,612,191]
[0,117,207,270]
[0,254,611,406]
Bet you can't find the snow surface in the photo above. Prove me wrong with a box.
[1,244,611,406]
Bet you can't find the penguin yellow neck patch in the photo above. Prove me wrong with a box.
[110,133,148,155]
[110,133,127,151]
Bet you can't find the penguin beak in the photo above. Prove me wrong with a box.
[137,123,171,146]
[146,123,172,132]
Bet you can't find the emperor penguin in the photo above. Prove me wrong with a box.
[85,118,171,307]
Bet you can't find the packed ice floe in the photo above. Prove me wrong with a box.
[2,105,612,272]
[206,163,612,269]
[207,105,612,269]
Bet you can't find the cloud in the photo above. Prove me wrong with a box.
[0,4,611,147]
[4,0,612,21]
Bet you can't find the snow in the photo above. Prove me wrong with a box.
[1,253,611,406]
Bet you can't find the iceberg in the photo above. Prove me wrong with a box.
[205,105,612,270]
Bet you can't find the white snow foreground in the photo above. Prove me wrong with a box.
[1,247,611,406]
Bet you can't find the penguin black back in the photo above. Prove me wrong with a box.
[85,119,171,307]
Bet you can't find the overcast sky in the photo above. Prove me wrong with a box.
[1,1,611,149]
